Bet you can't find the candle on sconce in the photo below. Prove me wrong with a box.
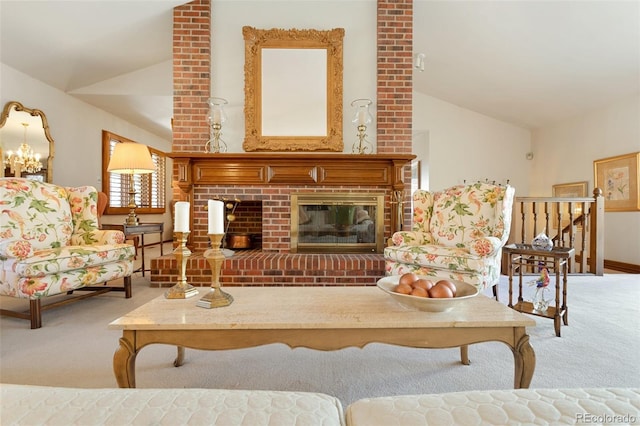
[212,108,222,125]
[357,109,367,126]
[174,201,190,232]
[208,199,225,234]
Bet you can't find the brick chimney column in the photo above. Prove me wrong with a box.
[377,0,413,155]
[172,0,211,154]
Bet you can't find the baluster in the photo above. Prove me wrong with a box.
[556,201,563,247]
[532,202,538,238]
[580,201,589,273]
[567,201,576,271]
[520,201,526,244]
[543,202,551,243]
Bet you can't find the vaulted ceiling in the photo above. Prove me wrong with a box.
[1,0,638,141]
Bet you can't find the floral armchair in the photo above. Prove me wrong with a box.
[0,178,135,328]
[384,182,515,298]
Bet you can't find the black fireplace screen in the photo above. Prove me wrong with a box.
[290,192,385,253]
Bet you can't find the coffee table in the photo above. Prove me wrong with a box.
[109,287,536,389]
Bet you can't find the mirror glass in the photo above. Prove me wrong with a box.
[261,48,327,136]
[243,26,344,152]
[1,101,54,182]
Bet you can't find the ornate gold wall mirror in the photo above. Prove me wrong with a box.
[242,26,344,152]
[1,101,54,182]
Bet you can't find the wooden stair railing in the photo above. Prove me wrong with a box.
[509,188,604,276]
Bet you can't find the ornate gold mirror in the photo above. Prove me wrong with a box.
[242,26,345,152]
[1,101,54,182]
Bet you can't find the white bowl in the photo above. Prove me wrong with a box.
[377,276,479,312]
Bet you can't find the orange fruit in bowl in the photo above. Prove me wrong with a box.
[436,279,457,297]
[398,272,418,287]
[395,283,413,295]
[412,278,434,292]
[410,287,428,298]
[428,282,454,298]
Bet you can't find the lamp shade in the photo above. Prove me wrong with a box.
[107,143,155,175]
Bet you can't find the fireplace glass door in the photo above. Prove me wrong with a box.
[291,192,385,253]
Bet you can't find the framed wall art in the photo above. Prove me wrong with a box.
[594,152,640,212]
[552,181,588,228]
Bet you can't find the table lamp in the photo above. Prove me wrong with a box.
[107,142,155,225]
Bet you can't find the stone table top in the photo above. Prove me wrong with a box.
[109,286,535,331]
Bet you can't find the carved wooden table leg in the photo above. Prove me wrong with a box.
[460,345,470,365]
[174,346,185,367]
[512,329,536,388]
[554,258,562,337]
[113,331,137,388]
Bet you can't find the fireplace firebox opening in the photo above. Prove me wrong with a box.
[291,192,386,254]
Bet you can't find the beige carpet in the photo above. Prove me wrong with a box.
[1,253,638,407]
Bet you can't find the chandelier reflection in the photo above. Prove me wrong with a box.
[4,123,42,175]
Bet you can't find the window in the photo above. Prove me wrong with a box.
[102,130,166,215]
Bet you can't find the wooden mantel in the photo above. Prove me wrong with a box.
[169,153,415,190]
[169,152,416,234]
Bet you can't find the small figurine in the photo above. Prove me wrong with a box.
[536,267,550,288]
[531,266,551,312]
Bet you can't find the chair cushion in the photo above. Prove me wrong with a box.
[4,243,135,278]
[384,244,491,275]
[0,260,133,298]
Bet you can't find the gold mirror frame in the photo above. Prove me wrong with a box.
[1,101,54,183]
[242,26,344,152]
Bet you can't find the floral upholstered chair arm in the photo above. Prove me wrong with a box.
[0,239,34,260]
[463,236,503,257]
[390,231,434,246]
[71,230,127,246]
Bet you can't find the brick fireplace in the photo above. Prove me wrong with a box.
[156,0,415,288]
[150,153,414,287]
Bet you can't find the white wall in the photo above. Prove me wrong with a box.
[413,92,532,194]
[211,0,377,153]
[0,63,173,243]
[531,95,640,265]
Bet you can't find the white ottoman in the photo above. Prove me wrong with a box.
[345,388,640,425]
[1,384,345,426]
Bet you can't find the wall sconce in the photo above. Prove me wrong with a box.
[205,97,228,153]
[4,123,42,176]
[351,98,373,154]
[414,53,425,72]
[107,142,155,225]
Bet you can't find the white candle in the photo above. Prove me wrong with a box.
[357,109,367,126]
[174,201,190,233]
[212,108,222,124]
[208,199,225,234]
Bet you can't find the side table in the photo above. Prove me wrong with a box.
[503,243,575,337]
[102,223,164,277]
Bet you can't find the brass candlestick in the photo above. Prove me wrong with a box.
[165,231,199,299]
[197,233,233,308]
[352,124,372,154]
